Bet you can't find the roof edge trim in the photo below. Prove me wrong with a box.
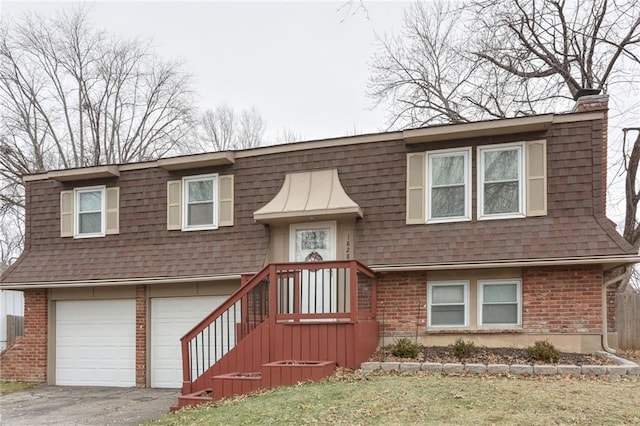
[370,255,640,272]
[158,151,235,170]
[403,115,554,144]
[0,273,242,290]
[47,165,120,182]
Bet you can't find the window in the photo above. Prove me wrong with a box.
[478,144,524,219]
[427,148,471,222]
[478,279,522,326]
[75,187,105,237]
[428,281,469,327]
[183,174,217,230]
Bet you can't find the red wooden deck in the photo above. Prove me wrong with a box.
[176,261,378,408]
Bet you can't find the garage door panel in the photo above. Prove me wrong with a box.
[151,296,227,388]
[56,299,135,387]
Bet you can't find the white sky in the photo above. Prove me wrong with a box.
[1,1,410,142]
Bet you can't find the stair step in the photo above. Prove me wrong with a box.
[174,388,215,410]
[213,372,263,400]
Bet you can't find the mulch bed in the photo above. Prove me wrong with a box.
[369,345,615,366]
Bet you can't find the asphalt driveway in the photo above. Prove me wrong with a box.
[0,386,179,425]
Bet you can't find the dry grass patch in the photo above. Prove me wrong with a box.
[619,349,640,364]
[0,381,37,395]
[147,373,640,426]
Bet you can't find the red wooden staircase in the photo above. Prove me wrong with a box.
[174,261,378,410]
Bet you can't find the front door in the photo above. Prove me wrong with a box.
[289,221,337,313]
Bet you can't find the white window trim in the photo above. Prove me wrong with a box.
[74,186,106,238]
[182,174,218,231]
[426,147,472,224]
[427,281,469,328]
[477,143,525,220]
[477,279,522,327]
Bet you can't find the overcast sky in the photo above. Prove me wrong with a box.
[3,0,636,223]
[2,1,410,142]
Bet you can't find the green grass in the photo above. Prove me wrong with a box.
[0,381,37,395]
[146,373,640,426]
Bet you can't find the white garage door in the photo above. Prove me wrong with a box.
[56,299,135,387]
[151,296,228,388]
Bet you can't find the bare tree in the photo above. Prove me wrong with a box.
[369,0,640,128]
[0,211,23,268]
[0,6,195,265]
[273,128,304,144]
[237,107,267,149]
[623,128,640,249]
[198,105,237,152]
[196,105,266,152]
[369,0,640,287]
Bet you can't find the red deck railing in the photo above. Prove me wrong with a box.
[180,260,377,394]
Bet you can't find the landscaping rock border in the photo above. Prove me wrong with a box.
[361,351,639,377]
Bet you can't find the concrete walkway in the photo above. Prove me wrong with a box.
[0,386,179,425]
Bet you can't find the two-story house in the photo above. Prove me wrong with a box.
[1,95,637,400]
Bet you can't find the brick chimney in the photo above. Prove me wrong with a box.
[573,91,609,209]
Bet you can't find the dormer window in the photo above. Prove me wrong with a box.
[75,187,105,237]
[183,174,218,230]
[60,185,119,238]
[478,144,524,219]
[426,148,471,223]
[166,173,234,231]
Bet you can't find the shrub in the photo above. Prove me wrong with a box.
[391,338,420,358]
[526,340,560,363]
[452,338,475,360]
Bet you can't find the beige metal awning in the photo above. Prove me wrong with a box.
[254,169,363,223]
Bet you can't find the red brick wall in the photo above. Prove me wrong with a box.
[135,285,147,387]
[522,265,603,333]
[0,289,48,382]
[376,266,606,337]
[376,272,427,335]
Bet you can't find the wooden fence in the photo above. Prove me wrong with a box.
[616,292,640,349]
[6,315,24,348]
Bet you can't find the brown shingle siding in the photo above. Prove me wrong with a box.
[2,117,634,285]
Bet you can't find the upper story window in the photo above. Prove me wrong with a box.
[478,144,524,219]
[427,281,469,327]
[406,140,546,225]
[427,148,471,223]
[61,185,118,239]
[478,279,522,327]
[75,187,106,238]
[183,174,218,230]
[166,174,234,231]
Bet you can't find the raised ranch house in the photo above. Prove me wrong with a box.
[1,95,637,407]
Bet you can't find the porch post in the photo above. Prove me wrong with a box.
[349,260,358,322]
[268,264,277,323]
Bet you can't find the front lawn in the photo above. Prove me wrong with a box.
[0,381,37,395]
[147,373,640,425]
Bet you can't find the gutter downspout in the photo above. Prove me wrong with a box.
[602,266,632,354]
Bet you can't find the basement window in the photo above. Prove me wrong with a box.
[478,279,522,326]
[427,281,469,327]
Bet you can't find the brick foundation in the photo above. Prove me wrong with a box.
[376,271,427,335]
[376,266,606,338]
[0,289,48,382]
[522,265,603,333]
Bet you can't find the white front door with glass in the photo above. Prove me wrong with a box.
[289,222,337,314]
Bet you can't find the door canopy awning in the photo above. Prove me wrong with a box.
[254,169,363,224]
